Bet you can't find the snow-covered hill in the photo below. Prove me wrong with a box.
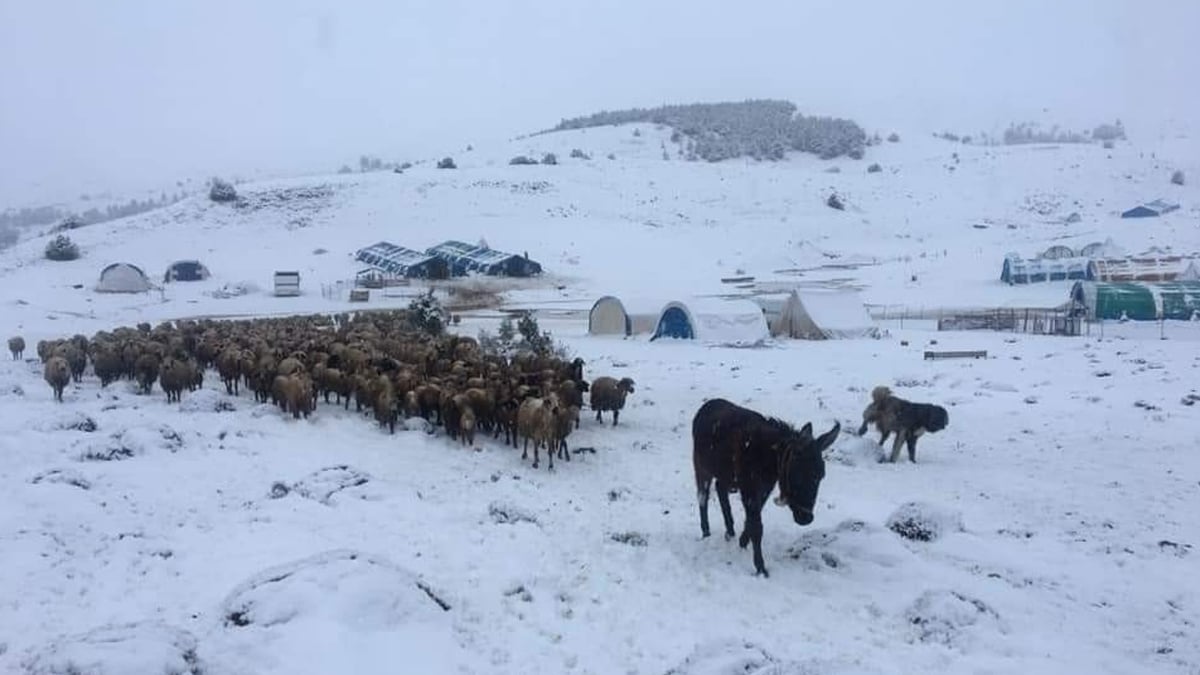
[1,123,1198,674]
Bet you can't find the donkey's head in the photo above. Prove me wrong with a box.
[780,421,840,526]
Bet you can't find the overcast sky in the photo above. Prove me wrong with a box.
[2,0,1196,207]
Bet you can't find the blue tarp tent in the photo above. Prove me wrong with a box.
[355,242,448,279]
[425,240,542,277]
[1121,199,1180,218]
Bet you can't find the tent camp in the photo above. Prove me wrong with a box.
[1079,238,1125,259]
[426,240,542,277]
[759,289,880,339]
[588,296,662,336]
[163,260,210,282]
[1120,199,1180,218]
[1001,254,1091,284]
[1070,281,1200,321]
[650,298,770,344]
[355,241,449,279]
[96,263,153,293]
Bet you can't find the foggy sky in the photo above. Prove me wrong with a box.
[2,0,1196,207]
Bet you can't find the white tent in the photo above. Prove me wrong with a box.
[764,289,880,339]
[96,263,153,293]
[651,297,769,345]
[588,295,663,336]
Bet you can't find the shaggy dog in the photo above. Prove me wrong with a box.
[857,386,949,463]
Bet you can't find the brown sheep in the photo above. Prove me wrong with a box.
[159,357,192,403]
[589,376,635,426]
[373,376,397,434]
[92,344,123,386]
[460,407,477,448]
[44,356,71,402]
[551,403,579,462]
[555,380,586,429]
[8,336,24,360]
[217,348,242,395]
[280,374,314,419]
[494,398,520,447]
[135,353,161,394]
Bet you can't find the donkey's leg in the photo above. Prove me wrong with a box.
[715,480,736,540]
[741,493,769,576]
[889,433,906,463]
[696,476,713,538]
[906,435,919,463]
[612,409,619,427]
[878,429,890,446]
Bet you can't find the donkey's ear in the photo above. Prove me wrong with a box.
[799,422,813,439]
[816,422,841,453]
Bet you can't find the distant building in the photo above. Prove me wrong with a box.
[355,241,449,279]
[1120,199,1180,218]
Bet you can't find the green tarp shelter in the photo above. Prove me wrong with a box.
[1069,281,1200,321]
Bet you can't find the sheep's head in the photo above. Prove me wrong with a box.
[618,378,635,395]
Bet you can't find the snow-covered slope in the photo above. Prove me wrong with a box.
[1,124,1198,674]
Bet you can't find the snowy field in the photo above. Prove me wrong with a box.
[2,125,1199,674]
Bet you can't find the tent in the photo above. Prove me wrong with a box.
[587,296,661,336]
[163,259,210,282]
[650,298,770,345]
[426,240,542,277]
[762,289,881,339]
[96,263,153,293]
[1001,254,1091,284]
[1069,281,1200,321]
[1079,238,1125,259]
[1121,199,1180,218]
[1086,256,1197,282]
[1041,245,1076,260]
[354,241,449,279]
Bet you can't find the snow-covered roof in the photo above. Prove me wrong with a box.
[425,240,542,276]
[354,241,440,276]
[654,297,769,345]
[1088,256,1197,282]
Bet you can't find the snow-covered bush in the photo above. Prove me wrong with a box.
[1171,170,1185,186]
[826,193,845,211]
[509,155,537,166]
[406,290,446,336]
[905,590,1004,647]
[569,148,590,159]
[209,177,238,203]
[540,152,557,165]
[867,163,882,173]
[887,132,900,143]
[436,157,456,169]
[886,501,964,542]
[44,234,80,261]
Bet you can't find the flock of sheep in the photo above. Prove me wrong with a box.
[10,310,637,470]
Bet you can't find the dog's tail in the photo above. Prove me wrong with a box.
[870,385,892,403]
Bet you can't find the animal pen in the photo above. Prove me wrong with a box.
[935,307,1081,336]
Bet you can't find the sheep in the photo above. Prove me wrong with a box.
[555,380,586,429]
[460,407,477,448]
[551,403,579,461]
[494,398,520,447]
[373,376,397,433]
[589,376,635,426]
[518,397,558,469]
[216,348,242,395]
[44,356,71,402]
[134,353,160,395]
[8,336,24,360]
[159,357,192,403]
[92,343,123,386]
[280,374,314,419]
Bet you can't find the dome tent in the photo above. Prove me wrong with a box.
[163,259,211,282]
[588,295,662,336]
[650,297,769,345]
[96,263,153,293]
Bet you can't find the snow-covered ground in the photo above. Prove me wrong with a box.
[1,125,1198,674]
